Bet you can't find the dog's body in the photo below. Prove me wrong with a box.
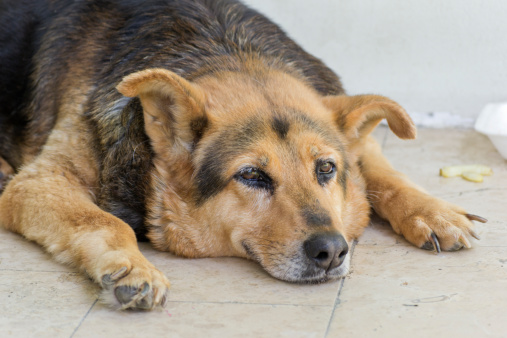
[0,0,484,310]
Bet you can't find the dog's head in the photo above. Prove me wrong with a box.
[117,68,415,283]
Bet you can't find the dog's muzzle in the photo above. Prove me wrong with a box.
[244,231,351,283]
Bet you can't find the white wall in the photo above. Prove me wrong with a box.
[243,0,507,118]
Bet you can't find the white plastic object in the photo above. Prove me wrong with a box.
[474,103,507,159]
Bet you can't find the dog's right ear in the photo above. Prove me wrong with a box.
[323,94,416,143]
[117,68,208,155]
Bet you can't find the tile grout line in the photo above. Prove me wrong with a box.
[437,187,506,198]
[166,300,331,307]
[323,240,357,338]
[69,298,98,338]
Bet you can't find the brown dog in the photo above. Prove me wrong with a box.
[0,0,485,310]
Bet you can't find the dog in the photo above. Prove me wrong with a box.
[0,0,486,310]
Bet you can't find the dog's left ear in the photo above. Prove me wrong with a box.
[117,68,208,154]
[323,94,416,142]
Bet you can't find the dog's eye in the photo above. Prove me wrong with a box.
[240,168,261,181]
[318,162,334,174]
[316,160,336,186]
[235,167,273,193]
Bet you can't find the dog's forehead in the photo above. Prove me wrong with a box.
[193,109,345,204]
[204,109,343,164]
[227,109,341,149]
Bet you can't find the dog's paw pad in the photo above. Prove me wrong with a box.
[420,233,442,252]
[421,241,434,251]
[446,242,464,252]
[99,261,170,310]
[115,282,153,310]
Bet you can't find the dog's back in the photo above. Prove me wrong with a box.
[0,0,345,238]
[0,0,344,166]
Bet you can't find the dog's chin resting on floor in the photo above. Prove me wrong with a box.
[0,0,485,310]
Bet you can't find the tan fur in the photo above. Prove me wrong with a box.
[1,63,481,310]
[322,94,417,142]
[0,41,480,311]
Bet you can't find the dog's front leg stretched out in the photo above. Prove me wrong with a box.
[359,137,486,252]
[0,150,170,310]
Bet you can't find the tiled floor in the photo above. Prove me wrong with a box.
[1,127,506,337]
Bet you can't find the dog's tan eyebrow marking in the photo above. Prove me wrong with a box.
[310,146,320,157]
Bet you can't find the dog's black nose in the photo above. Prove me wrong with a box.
[304,232,349,271]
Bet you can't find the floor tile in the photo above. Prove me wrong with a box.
[1,128,505,338]
[74,302,331,338]
[328,244,507,337]
[0,270,98,338]
[356,214,405,246]
[328,297,505,337]
[381,128,507,195]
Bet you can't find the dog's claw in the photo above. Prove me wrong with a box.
[102,267,128,287]
[458,235,472,249]
[430,233,441,253]
[466,214,488,223]
[469,230,481,240]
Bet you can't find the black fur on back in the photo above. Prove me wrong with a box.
[0,0,345,239]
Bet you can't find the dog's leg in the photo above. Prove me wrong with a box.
[360,136,485,252]
[0,158,170,310]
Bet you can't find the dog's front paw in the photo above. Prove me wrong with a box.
[389,193,486,252]
[98,254,170,310]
